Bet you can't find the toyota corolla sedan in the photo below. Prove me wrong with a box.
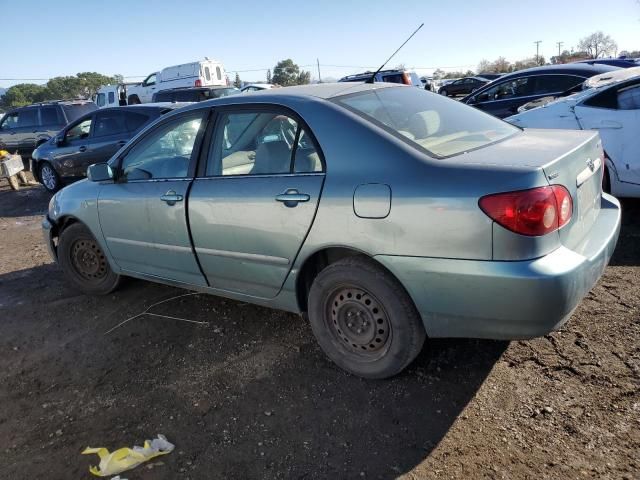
[43,83,621,379]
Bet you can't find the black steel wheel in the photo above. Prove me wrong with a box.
[58,223,121,295]
[308,256,426,379]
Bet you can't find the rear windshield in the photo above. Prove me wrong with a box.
[334,86,518,158]
[63,103,97,123]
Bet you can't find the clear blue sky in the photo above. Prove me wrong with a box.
[1,0,639,88]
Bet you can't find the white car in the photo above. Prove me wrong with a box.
[506,67,640,198]
[127,59,227,104]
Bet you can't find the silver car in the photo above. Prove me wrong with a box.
[43,83,621,378]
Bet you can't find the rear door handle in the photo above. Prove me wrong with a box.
[79,146,87,152]
[275,189,310,207]
[160,190,183,205]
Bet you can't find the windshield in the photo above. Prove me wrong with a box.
[335,86,518,158]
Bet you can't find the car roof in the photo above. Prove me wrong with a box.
[95,103,190,113]
[16,100,94,109]
[497,63,618,80]
[157,86,237,93]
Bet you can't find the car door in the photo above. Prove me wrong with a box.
[50,114,94,177]
[140,73,158,103]
[97,110,208,286]
[84,110,131,173]
[0,110,21,151]
[576,83,640,185]
[188,107,325,298]
[0,108,39,156]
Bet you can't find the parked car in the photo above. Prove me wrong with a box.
[43,83,620,379]
[127,59,227,104]
[152,86,239,102]
[462,64,618,118]
[506,67,640,198]
[438,76,489,96]
[32,104,183,192]
[0,100,96,168]
[476,73,503,80]
[575,58,638,68]
[339,69,422,87]
[240,84,276,93]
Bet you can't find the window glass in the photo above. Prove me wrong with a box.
[145,73,157,86]
[205,66,211,81]
[17,109,38,128]
[40,106,60,126]
[336,87,517,158]
[125,111,151,132]
[1,112,19,130]
[382,74,404,84]
[108,92,115,104]
[121,113,204,181]
[293,129,322,173]
[208,112,300,176]
[532,75,583,95]
[216,66,222,80]
[617,85,640,110]
[96,93,106,107]
[480,77,534,101]
[66,118,92,143]
[63,103,97,122]
[94,111,127,137]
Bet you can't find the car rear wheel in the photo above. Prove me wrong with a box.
[438,88,447,96]
[39,162,61,193]
[307,256,426,379]
[58,223,121,295]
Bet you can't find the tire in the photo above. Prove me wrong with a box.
[603,166,611,194]
[438,89,447,96]
[39,162,61,193]
[58,223,121,295]
[127,95,141,105]
[307,256,426,379]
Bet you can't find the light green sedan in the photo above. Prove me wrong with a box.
[43,83,621,378]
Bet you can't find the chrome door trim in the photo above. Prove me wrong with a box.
[194,246,290,266]
[106,237,193,252]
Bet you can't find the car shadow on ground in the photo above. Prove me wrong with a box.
[0,261,507,479]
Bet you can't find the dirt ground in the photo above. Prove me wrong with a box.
[0,179,638,480]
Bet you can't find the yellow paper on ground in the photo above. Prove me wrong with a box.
[82,434,174,477]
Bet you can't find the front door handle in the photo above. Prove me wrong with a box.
[160,190,183,205]
[79,146,87,152]
[275,189,310,207]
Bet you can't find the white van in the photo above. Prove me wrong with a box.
[94,83,138,109]
[126,59,227,104]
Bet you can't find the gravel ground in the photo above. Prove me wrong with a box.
[0,180,638,479]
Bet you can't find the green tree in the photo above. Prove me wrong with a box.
[577,31,618,59]
[271,59,310,86]
[0,83,47,108]
[266,69,272,83]
[234,72,242,88]
[432,68,446,79]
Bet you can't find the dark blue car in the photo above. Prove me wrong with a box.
[462,64,618,118]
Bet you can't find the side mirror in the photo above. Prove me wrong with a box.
[87,163,113,182]
[55,135,65,146]
[476,93,490,103]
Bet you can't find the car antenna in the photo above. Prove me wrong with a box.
[366,23,424,84]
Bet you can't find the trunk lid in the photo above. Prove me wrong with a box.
[452,128,603,251]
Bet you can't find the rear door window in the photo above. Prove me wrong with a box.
[108,92,115,104]
[39,106,61,127]
[125,111,152,132]
[205,66,211,81]
[532,75,583,95]
[96,93,106,107]
[94,111,127,138]
[216,66,222,80]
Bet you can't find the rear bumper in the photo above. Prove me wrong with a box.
[375,194,621,340]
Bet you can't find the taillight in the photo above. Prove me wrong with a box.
[195,79,202,87]
[402,73,412,85]
[479,185,573,236]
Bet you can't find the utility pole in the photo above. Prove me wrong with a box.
[317,58,322,83]
[534,40,542,64]
[556,41,564,57]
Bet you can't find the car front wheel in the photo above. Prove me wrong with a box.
[307,256,426,379]
[39,162,61,193]
[58,223,121,295]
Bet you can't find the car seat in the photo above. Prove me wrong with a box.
[251,141,291,174]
